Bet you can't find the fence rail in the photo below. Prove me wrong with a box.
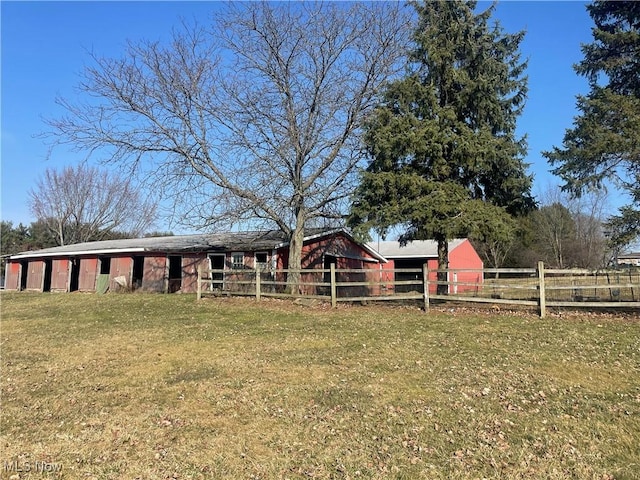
[197,262,639,317]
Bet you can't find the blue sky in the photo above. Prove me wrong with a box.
[1,1,611,232]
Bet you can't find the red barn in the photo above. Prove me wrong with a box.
[369,239,483,294]
[4,229,384,294]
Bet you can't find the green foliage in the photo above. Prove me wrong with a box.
[503,214,540,268]
[1,221,57,279]
[349,0,534,269]
[575,1,640,96]
[1,221,25,257]
[469,211,518,268]
[1,219,138,256]
[545,1,640,247]
[1,220,58,257]
[605,206,640,255]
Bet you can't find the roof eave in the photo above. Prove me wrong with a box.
[384,254,437,259]
[9,247,147,260]
[275,228,388,263]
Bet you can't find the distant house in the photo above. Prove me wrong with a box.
[369,238,483,294]
[617,252,640,267]
[4,229,385,295]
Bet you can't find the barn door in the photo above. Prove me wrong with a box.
[208,254,225,291]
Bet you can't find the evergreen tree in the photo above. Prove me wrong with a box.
[349,0,534,292]
[545,1,640,250]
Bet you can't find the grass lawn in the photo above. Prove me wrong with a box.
[1,292,639,479]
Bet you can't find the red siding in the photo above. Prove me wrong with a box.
[5,231,388,295]
[79,257,98,292]
[277,232,379,268]
[51,258,69,291]
[379,261,396,293]
[25,260,44,291]
[5,261,21,291]
[334,255,375,298]
[181,255,208,293]
[275,232,381,295]
[449,240,483,293]
[302,233,378,268]
[141,256,166,292]
[449,240,483,270]
[109,256,132,290]
[427,258,439,294]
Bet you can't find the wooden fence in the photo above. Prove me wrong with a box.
[197,262,640,317]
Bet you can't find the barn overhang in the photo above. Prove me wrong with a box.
[276,228,388,264]
[7,228,386,263]
[9,247,146,259]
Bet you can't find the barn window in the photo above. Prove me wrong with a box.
[209,254,225,290]
[69,258,80,292]
[132,256,144,289]
[168,255,182,293]
[231,252,244,270]
[255,252,268,270]
[99,257,111,274]
[20,260,28,290]
[43,259,52,292]
[323,255,337,284]
[394,258,425,293]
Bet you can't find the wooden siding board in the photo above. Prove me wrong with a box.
[25,260,44,291]
[5,262,20,290]
[79,257,98,292]
[109,256,133,291]
[181,255,208,293]
[449,240,484,293]
[6,231,385,295]
[141,256,166,292]
[51,259,69,291]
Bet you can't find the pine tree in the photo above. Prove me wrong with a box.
[349,0,534,292]
[545,1,640,250]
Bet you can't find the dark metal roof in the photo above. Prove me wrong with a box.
[7,228,389,261]
[8,231,291,259]
[618,252,640,259]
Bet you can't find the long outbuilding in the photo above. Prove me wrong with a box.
[4,230,483,295]
[3,229,385,294]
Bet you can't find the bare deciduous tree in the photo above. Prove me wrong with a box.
[29,165,157,245]
[47,2,409,287]
[530,186,610,268]
[532,202,575,269]
[568,189,611,268]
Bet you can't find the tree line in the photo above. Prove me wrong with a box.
[473,188,615,270]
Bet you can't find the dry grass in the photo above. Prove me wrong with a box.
[1,292,639,479]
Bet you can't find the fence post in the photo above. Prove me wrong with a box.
[423,264,429,312]
[197,265,202,301]
[255,267,261,302]
[330,263,337,308]
[537,261,546,318]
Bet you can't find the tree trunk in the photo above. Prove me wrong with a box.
[286,210,306,295]
[57,221,65,246]
[437,237,449,295]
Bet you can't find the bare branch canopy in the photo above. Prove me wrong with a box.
[47,2,410,278]
[29,165,157,246]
